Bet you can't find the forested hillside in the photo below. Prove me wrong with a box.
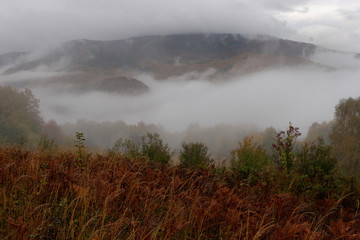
[0,34,331,95]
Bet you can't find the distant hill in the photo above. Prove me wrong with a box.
[0,33,337,93]
[0,52,27,68]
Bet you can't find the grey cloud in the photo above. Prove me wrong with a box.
[0,0,294,53]
[296,7,309,14]
[256,0,311,12]
[3,0,360,54]
[338,8,360,21]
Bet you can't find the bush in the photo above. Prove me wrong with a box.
[292,138,337,198]
[110,133,172,164]
[272,122,301,172]
[230,136,270,184]
[297,138,337,179]
[179,142,212,169]
[109,137,142,159]
[141,133,172,164]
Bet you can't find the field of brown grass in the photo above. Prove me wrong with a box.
[1,146,360,239]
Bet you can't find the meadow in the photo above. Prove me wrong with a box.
[1,142,360,239]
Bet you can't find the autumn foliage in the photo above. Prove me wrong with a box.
[1,145,360,240]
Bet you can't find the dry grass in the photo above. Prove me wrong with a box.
[1,146,360,239]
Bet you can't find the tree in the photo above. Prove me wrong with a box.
[231,136,269,183]
[180,142,211,169]
[110,133,172,164]
[141,133,172,164]
[0,86,43,144]
[295,138,337,198]
[272,122,301,172]
[330,97,360,177]
[260,127,277,153]
[305,121,334,145]
[43,120,63,143]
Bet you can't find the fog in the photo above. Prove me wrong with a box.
[2,0,360,54]
[1,0,359,158]
[0,51,348,136]
[1,45,360,156]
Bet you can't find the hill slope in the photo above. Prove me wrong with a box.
[1,33,332,93]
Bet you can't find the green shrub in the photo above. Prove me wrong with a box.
[179,142,212,169]
[297,138,337,179]
[110,133,172,164]
[141,133,172,164]
[292,138,337,197]
[109,137,141,159]
[231,136,270,184]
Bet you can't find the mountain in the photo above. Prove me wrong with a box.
[0,52,27,68]
[0,33,335,93]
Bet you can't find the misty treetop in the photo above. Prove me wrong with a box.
[305,121,334,145]
[0,86,43,144]
[331,97,360,177]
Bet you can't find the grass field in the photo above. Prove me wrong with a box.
[1,146,360,239]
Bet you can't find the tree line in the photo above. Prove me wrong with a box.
[1,85,360,178]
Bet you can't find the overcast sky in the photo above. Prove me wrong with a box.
[1,0,360,54]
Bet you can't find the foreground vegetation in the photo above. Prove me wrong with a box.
[1,136,360,239]
[2,87,360,239]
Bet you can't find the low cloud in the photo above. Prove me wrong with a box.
[0,0,303,53]
[1,42,359,137]
[25,50,360,135]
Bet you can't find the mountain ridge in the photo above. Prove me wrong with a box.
[2,33,318,74]
[0,33,347,94]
